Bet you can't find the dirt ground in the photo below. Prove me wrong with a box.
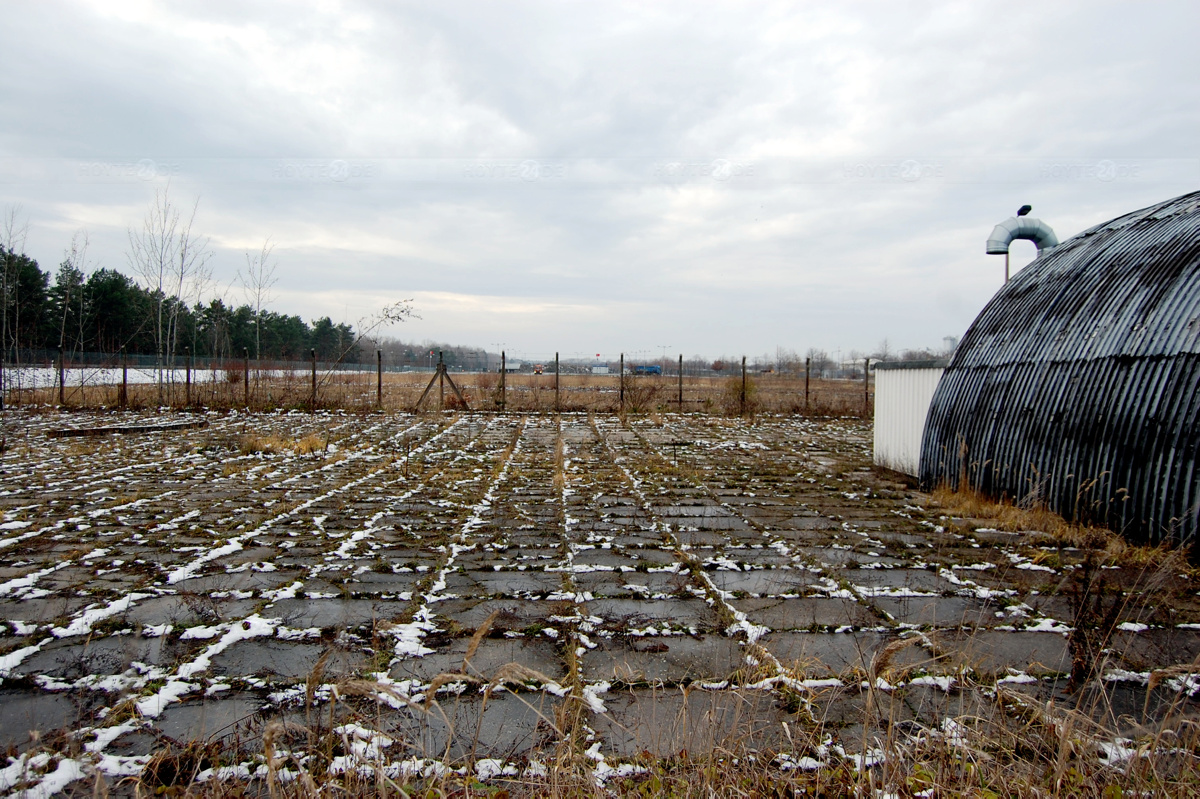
[0,409,1196,793]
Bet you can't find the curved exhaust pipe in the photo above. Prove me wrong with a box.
[986,216,1059,255]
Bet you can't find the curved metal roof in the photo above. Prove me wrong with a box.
[920,189,1200,546]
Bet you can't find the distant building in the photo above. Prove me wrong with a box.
[591,365,610,375]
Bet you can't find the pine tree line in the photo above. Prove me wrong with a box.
[0,243,358,363]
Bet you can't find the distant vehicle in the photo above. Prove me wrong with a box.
[632,364,662,375]
[533,364,544,374]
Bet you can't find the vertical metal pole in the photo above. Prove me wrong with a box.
[678,354,683,408]
[438,351,444,412]
[0,352,5,412]
[243,347,249,407]
[741,356,747,416]
[500,351,506,410]
[864,357,870,415]
[805,357,811,411]
[120,348,128,409]
[185,346,192,407]
[57,347,64,405]
[619,353,624,412]
[376,348,382,409]
[555,352,560,413]
[310,348,317,414]
[1005,251,1010,283]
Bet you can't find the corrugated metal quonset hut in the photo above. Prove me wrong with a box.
[920,189,1200,547]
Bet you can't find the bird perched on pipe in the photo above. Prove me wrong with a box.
[1017,204,1032,217]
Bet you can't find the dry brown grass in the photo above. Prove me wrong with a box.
[239,432,327,456]
[926,484,1177,563]
[14,371,874,416]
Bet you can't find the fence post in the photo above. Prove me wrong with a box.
[500,351,507,410]
[185,347,192,407]
[120,348,128,409]
[438,351,445,411]
[57,347,64,406]
[619,353,624,412]
[555,352,560,413]
[0,352,5,412]
[310,348,317,413]
[376,348,382,409]
[805,357,811,411]
[678,354,683,409]
[243,347,250,407]
[741,356,747,416]
[864,357,870,416]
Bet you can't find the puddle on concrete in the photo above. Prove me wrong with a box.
[0,691,86,748]
[129,596,262,627]
[391,636,565,683]
[793,547,903,568]
[764,631,931,676]
[432,598,570,632]
[571,550,639,569]
[209,640,363,681]
[720,547,794,567]
[773,516,838,533]
[808,684,991,751]
[845,568,948,593]
[342,571,423,594]
[442,569,564,597]
[1107,628,1200,671]
[871,595,1002,627]
[155,694,264,744]
[707,567,820,596]
[574,570,682,598]
[172,570,301,594]
[732,596,876,630]
[585,598,721,629]
[14,635,173,679]
[583,634,744,683]
[593,687,790,758]
[0,597,93,624]
[1007,677,1200,737]
[934,630,1070,676]
[383,690,561,761]
[270,598,405,629]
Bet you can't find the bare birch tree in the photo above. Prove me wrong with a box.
[239,239,277,362]
[166,204,211,381]
[1,206,29,362]
[58,230,92,357]
[127,185,210,399]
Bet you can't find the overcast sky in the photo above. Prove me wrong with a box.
[1,1,1197,363]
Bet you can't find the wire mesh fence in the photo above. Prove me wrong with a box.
[0,350,874,416]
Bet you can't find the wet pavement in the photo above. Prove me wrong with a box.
[1,409,1198,790]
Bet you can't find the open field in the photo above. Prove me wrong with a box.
[9,370,872,416]
[0,410,1198,795]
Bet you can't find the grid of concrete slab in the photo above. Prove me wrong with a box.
[0,410,1197,789]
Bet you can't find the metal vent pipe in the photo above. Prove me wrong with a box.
[986,216,1059,255]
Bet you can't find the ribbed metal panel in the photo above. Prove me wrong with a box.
[920,189,1200,546]
[874,362,946,476]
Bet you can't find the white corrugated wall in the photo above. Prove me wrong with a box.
[873,366,944,475]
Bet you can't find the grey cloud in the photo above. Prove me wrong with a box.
[1,0,1197,356]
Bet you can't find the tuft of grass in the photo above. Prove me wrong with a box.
[240,432,327,456]
[929,484,1189,568]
